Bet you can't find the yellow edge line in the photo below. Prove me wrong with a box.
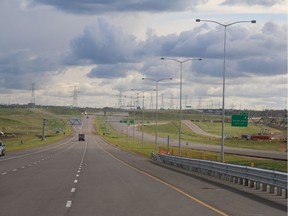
[99,144,228,216]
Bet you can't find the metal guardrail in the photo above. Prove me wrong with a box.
[151,153,288,197]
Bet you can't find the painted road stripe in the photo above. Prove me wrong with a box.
[100,146,229,216]
[71,188,76,193]
[74,180,78,183]
[66,201,72,208]
[1,172,7,175]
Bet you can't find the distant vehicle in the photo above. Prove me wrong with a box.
[0,141,6,156]
[78,134,85,141]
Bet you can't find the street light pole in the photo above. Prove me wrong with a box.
[131,88,155,149]
[196,19,256,162]
[142,77,172,152]
[161,57,202,156]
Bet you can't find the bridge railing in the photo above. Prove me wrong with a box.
[151,153,287,198]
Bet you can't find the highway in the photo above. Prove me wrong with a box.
[107,115,287,160]
[0,116,286,216]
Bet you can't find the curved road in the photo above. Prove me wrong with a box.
[0,116,286,215]
[107,115,287,160]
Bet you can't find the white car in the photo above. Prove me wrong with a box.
[0,142,6,156]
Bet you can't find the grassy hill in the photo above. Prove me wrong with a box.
[0,107,82,152]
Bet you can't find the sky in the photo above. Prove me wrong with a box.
[0,0,287,110]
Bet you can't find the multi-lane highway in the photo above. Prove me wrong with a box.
[107,115,287,160]
[0,116,286,216]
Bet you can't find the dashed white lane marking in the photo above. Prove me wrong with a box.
[66,200,72,208]
[76,174,79,177]
[12,169,17,172]
[71,188,76,193]
[1,172,7,175]
[74,180,78,183]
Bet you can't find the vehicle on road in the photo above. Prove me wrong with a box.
[78,133,85,141]
[0,141,6,156]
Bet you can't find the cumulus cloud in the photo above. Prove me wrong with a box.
[88,63,138,79]
[25,0,207,14]
[0,50,61,90]
[66,19,138,65]
[221,0,284,7]
[64,18,286,83]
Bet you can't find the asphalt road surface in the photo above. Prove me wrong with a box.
[107,115,287,160]
[0,116,286,216]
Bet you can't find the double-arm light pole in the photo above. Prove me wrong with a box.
[131,88,155,149]
[161,57,202,156]
[196,19,256,162]
[142,77,172,152]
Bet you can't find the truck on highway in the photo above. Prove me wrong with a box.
[78,133,85,141]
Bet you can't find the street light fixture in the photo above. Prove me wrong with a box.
[161,57,202,156]
[142,77,173,152]
[196,19,256,162]
[131,88,155,149]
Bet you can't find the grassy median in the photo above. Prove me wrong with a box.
[95,113,287,172]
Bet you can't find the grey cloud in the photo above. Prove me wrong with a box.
[88,63,136,79]
[67,19,286,81]
[27,0,207,14]
[221,0,284,6]
[0,50,61,90]
[67,19,138,65]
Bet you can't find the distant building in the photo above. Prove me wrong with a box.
[27,103,36,108]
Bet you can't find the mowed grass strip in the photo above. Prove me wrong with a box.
[95,115,287,172]
[0,107,82,152]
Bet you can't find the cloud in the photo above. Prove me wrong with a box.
[64,18,286,83]
[66,18,138,65]
[88,63,137,79]
[26,0,207,14]
[191,22,287,78]
[0,50,62,90]
[221,0,284,7]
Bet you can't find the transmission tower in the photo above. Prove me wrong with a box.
[150,92,154,109]
[170,94,174,109]
[72,86,80,107]
[160,94,164,109]
[118,90,123,108]
[198,97,202,110]
[31,83,36,104]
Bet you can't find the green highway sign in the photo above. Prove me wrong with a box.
[120,119,134,124]
[231,114,248,127]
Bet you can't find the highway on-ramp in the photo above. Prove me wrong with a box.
[107,115,287,160]
[0,116,286,216]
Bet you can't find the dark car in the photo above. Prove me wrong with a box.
[78,134,85,141]
[0,142,6,156]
